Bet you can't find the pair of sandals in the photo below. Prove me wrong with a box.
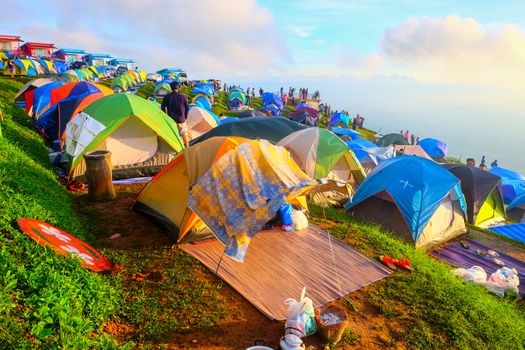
[58,177,86,191]
[379,255,413,271]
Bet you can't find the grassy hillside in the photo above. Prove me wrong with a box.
[0,78,126,349]
[2,76,525,349]
[310,205,525,349]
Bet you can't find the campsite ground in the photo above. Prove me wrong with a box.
[80,183,525,349]
[80,184,410,349]
[2,76,525,349]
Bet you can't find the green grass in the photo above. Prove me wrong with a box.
[105,248,229,346]
[309,205,525,349]
[3,76,525,349]
[0,78,126,349]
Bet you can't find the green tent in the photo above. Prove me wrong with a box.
[111,77,127,91]
[65,94,184,180]
[277,128,350,179]
[377,133,409,146]
[154,83,171,96]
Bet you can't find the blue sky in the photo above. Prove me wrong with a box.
[1,0,524,171]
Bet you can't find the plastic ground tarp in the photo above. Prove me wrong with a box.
[431,238,525,295]
[181,225,391,320]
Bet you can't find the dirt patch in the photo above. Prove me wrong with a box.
[87,185,406,349]
[88,183,171,250]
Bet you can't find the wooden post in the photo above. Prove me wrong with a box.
[84,150,116,202]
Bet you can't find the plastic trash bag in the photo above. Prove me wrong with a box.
[291,210,308,231]
[280,204,293,226]
[284,287,316,338]
[452,266,487,284]
[485,267,520,298]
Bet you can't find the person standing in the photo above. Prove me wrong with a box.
[404,130,409,140]
[491,160,498,168]
[161,82,190,148]
[251,88,255,98]
[8,60,15,78]
[410,134,415,145]
[247,87,251,96]
[280,87,284,97]
[480,155,486,167]
[259,87,263,98]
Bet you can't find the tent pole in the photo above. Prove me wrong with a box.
[215,236,234,275]
[215,250,226,275]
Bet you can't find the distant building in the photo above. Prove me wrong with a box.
[19,42,56,58]
[0,35,23,55]
[108,58,135,70]
[52,48,86,63]
[83,53,112,66]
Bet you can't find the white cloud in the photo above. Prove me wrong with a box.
[380,15,525,87]
[14,0,290,78]
[334,47,384,70]
[287,25,316,38]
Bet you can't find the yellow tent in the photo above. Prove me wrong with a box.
[40,60,58,74]
[134,136,248,243]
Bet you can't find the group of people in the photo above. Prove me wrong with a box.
[466,156,498,171]
[400,130,420,145]
[353,114,365,130]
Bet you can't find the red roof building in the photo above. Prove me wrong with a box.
[0,35,23,54]
[19,42,56,58]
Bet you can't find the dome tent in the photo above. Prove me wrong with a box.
[65,94,184,180]
[443,164,506,226]
[345,156,467,250]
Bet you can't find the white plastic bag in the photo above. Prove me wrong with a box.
[284,287,316,338]
[485,267,520,297]
[291,210,308,231]
[452,266,487,284]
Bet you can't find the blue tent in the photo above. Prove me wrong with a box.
[193,86,213,97]
[0,61,3,70]
[489,167,525,204]
[296,102,310,109]
[262,92,283,108]
[32,82,66,118]
[345,156,467,249]
[155,78,173,86]
[507,194,525,223]
[329,112,350,128]
[35,82,103,136]
[509,195,525,211]
[489,223,525,244]
[346,139,378,161]
[259,103,280,116]
[193,95,212,111]
[35,95,85,140]
[220,117,239,124]
[418,138,448,159]
[196,83,214,92]
[331,127,362,140]
[53,61,69,74]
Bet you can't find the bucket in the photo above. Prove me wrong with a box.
[315,305,348,344]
